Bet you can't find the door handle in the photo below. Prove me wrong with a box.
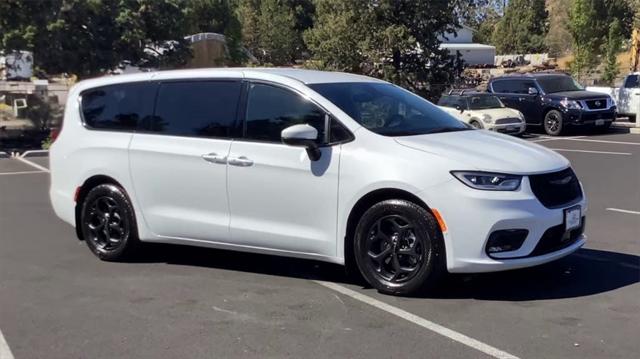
[202,153,227,164]
[228,156,254,167]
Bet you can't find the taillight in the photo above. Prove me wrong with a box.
[50,127,61,142]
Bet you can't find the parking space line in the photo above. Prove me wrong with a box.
[314,281,520,359]
[531,136,586,143]
[606,208,640,215]
[13,157,49,172]
[0,170,47,176]
[0,328,15,359]
[563,138,640,146]
[549,148,632,156]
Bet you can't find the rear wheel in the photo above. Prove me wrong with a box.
[353,199,444,296]
[80,184,139,261]
[544,109,565,136]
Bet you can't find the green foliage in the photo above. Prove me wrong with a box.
[305,0,466,100]
[238,0,312,65]
[601,19,623,85]
[569,0,599,80]
[0,0,243,77]
[491,0,548,54]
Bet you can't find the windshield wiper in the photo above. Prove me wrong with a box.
[423,127,471,134]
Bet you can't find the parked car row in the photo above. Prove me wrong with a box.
[439,72,621,136]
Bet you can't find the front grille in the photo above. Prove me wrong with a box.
[529,218,585,256]
[584,99,608,110]
[529,168,582,208]
[495,118,521,125]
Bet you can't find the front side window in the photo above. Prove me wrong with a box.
[151,81,241,138]
[492,80,537,94]
[81,82,155,131]
[310,82,469,137]
[623,75,639,88]
[245,83,326,143]
[468,95,504,110]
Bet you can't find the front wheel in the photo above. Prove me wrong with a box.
[80,184,140,261]
[353,199,445,296]
[544,109,565,136]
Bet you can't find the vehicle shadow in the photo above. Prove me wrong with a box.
[428,248,640,301]
[130,244,638,301]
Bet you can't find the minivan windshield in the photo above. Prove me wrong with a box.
[468,95,504,109]
[310,82,470,136]
[536,76,584,93]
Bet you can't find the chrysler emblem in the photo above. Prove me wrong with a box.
[549,176,572,185]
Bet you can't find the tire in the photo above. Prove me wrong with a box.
[80,184,140,261]
[469,120,483,129]
[353,199,445,296]
[544,109,565,136]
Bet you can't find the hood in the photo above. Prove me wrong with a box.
[546,90,612,100]
[395,130,569,174]
[472,108,522,119]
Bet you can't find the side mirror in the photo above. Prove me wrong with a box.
[528,87,539,95]
[281,124,321,161]
[455,104,464,113]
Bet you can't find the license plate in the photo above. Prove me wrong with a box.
[565,205,581,231]
[595,119,605,126]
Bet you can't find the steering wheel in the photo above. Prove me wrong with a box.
[385,114,405,128]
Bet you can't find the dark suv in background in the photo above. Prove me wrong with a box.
[487,73,616,135]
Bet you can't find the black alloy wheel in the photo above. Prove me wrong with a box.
[81,184,139,261]
[354,199,444,295]
[544,109,564,136]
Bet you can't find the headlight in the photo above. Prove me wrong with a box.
[482,114,493,124]
[560,98,582,110]
[451,171,522,191]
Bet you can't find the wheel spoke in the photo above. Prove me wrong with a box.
[368,246,392,264]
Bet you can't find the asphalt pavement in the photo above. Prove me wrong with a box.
[0,131,638,359]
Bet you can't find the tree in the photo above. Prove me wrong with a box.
[545,0,572,57]
[305,0,469,99]
[491,0,548,54]
[601,19,624,85]
[0,0,244,78]
[238,0,311,65]
[569,0,599,80]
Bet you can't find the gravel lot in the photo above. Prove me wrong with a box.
[1,131,638,359]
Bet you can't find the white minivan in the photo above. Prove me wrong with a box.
[50,68,587,295]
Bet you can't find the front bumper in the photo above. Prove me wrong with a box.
[420,176,587,273]
[563,107,616,126]
[487,122,526,135]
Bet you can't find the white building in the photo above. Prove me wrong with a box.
[439,26,495,66]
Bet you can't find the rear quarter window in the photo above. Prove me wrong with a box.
[81,82,155,131]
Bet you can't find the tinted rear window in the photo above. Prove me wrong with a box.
[150,81,242,138]
[81,82,155,131]
[491,79,537,94]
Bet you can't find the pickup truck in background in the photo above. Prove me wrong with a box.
[587,73,640,122]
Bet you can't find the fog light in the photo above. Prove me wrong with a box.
[486,229,528,255]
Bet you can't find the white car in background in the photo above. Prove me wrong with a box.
[438,91,526,135]
[587,72,640,122]
[49,68,586,296]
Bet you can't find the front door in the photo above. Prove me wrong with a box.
[129,80,242,242]
[227,82,341,257]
